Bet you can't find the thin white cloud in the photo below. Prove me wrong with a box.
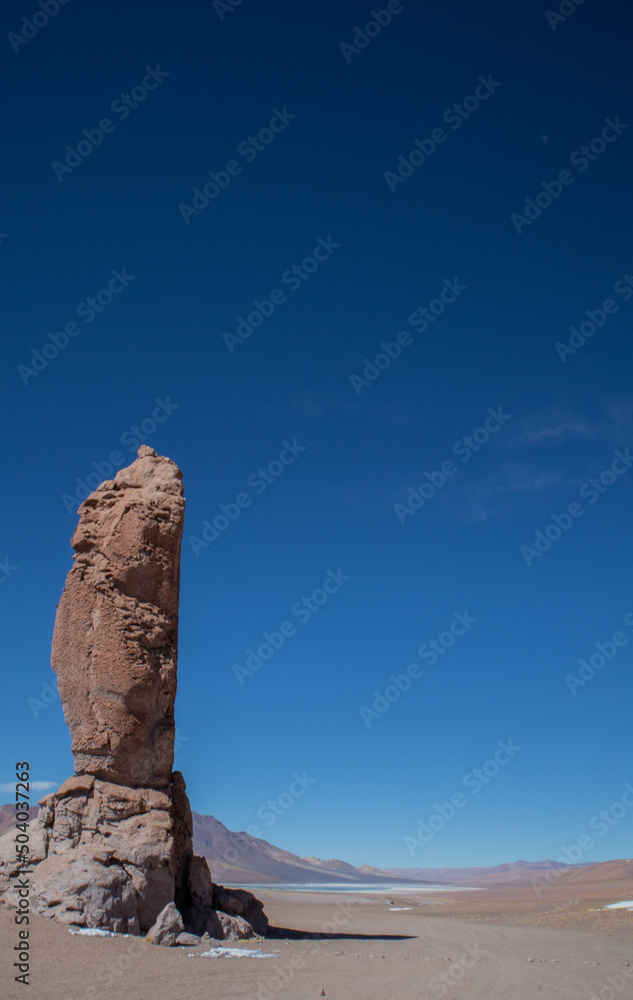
[456,399,633,521]
[519,420,595,445]
[0,781,58,793]
[508,415,596,449]
[509,400,633,450]
[459,463,572,522]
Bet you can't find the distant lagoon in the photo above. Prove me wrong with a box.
[233,882,479,893]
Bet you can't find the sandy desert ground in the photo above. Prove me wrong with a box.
[2,875,633,1000]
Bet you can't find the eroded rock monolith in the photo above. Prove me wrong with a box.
[0,446,268,940]
[52,444,184,790]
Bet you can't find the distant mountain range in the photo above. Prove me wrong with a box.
[2,804,629,889]
[191,812,421,885]
[381,860,592,881]
[191,813,600,886]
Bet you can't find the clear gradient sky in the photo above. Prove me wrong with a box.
[1,0,632,870]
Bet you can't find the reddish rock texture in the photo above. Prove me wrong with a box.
[51,445,185,790]
[0,447,268,939]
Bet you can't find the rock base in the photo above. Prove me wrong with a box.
[0,772,268,941]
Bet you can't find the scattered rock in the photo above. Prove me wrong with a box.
[175,932,201,946]
[213,882,269,936]
[218,912,257,941]
[186,906,224,939]
[185,905,256,940]
[146,903,184,946]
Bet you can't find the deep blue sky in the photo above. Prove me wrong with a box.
[1,0,632,869]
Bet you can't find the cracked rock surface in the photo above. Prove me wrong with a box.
[52,444,185,790]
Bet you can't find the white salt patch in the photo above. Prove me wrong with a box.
[603,900,633,910]
[69,928,131,937]
[191,947,278,959]
[389,907,412,911]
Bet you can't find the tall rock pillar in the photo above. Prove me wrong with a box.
[0,446,268,940]
[51,444,185,789]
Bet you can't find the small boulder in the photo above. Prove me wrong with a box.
[213,882,269,935]
[146,902,184,946]
[186,905,224,939]
[185,905,256,940]
[217,912,256,941]
[175,931,201,946]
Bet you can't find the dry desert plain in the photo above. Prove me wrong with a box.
[2,860,633,1000]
